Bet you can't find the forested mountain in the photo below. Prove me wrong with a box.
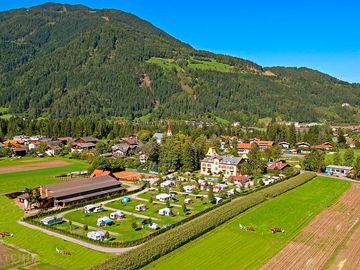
[1,2,360,124]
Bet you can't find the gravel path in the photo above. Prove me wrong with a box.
[18,221,137,254]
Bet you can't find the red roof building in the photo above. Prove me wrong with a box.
[267,162,290,171]
[90,170,114,178]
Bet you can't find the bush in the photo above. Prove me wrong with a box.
[92,172,316,270]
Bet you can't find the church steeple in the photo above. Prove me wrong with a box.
[167,121,173,137]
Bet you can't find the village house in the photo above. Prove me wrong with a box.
[45,145,62,156]
[201,148,245,178]
[237,143,256,154]
[74,137,98,144]
[346,140,356,149]
[250,138,274,150]
[28,141,41,150]
[311,142,334,151]
[325,165,353,177]
[295,142,311,149]
[267,161,290,171]
[278,141,290,149]
[71,142,96,153]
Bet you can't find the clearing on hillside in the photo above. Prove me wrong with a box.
[144,177,349,270]
[262,183,360,270]
[0,160,71,174]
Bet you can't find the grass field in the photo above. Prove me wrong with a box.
[0,158,88,194]
[146,57,184,72]
[325,148,360,165]
[0,196,112,270]
[144,177,350,270]
[0,157,60,167]
[188,58,233,72]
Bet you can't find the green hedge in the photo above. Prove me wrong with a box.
[92,172,316,270]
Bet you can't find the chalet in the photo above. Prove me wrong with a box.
[112,143,130,157]
[11,147,28,157]
[201,148,245,178]
[250,138,274,150]
[325,165,353,176]
[267,162,290,171]
[278,141,290,149]
[45,145,61,156]
[296,142,311,149]
[39,175,124,207]
[237,143,256,154]
[75,137,99,144]
[120,136,143,148]
[311,142,334,151]
[71,142,96,153]
[230,175,251,184]
[57,137,74,144]
[28,141,41,150]
[346,140,356,149]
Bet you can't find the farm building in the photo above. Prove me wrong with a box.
[39,175,125,207]
[325,165,353,176]
[267,162,290,171]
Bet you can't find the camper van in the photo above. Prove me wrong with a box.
[40,216,63,226]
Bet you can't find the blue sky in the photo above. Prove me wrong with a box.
[1,0,360,82]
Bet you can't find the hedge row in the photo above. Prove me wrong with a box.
[92,172,316,270]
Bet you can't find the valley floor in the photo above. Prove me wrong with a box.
[143,177,351,270]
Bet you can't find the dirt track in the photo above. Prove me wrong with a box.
[261,184,360,270]
[328,226,360,270]
[0,160,71,174]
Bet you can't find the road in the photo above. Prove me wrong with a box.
[315,172,360,183]
[18,221,137,254]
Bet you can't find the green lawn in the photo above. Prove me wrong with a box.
[325,148,360,166]
[64,209,157,242]
[0,196,112,270]
[144,176,350,270]
[188,58,233,72]
[0,158,89,194]
[146,57,184,72]
[0,156,58,167]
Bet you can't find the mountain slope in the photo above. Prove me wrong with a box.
[1,2,360,123]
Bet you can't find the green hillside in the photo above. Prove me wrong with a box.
[1,3,360,123]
